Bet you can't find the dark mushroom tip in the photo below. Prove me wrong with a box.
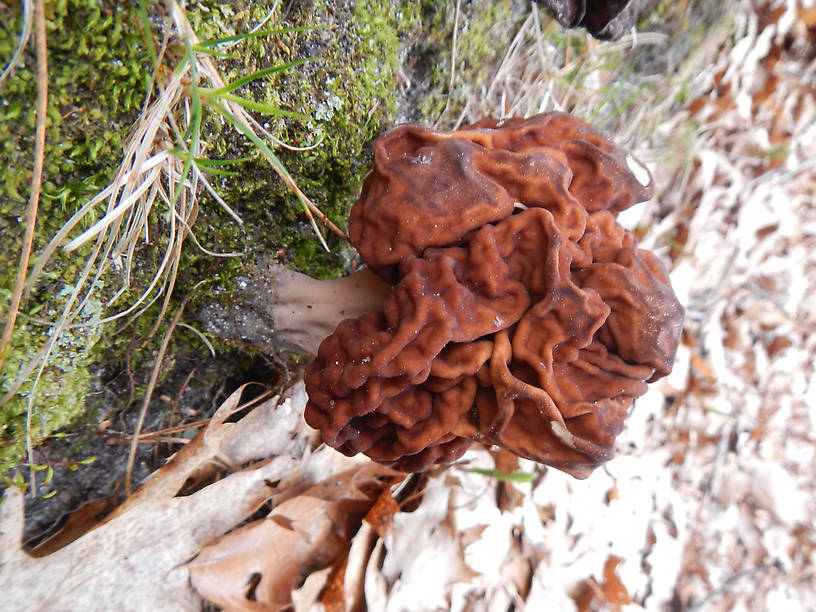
[537,0,643,41]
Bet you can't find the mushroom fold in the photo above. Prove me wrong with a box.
[304,112,684,476]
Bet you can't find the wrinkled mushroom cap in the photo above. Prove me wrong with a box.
[305,112,684,476]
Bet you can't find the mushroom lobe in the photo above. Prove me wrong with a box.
[305,112,684,476]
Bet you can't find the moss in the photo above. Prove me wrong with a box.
[0,2,149,219]
[412,0,523,125]
[0,0,529,476]
[171,0,431,300]
[181,0,424,274]
[0,288,102,473]
[0,0,151,474]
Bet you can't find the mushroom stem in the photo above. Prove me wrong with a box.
[268,266,391,354]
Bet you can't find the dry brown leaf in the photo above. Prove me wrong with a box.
[573,556,632,612]
[29,497,113,557]
[364,486,400,538]
[290,565,333,612]
[799,5,816,26]
[0,385,306,611]
[321,558,347,612]
[381,475,480,609]
[499,535,534,603]
[601,555,632,606]
[341,523,378,612]
[328,488,401,612]
[188,461,401,611]
[363,538,389,609]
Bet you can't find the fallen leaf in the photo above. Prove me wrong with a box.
[29,497,113,557]
[0,385,306,611]
[188,461,401,611]
[364,486,400,538]
[341,522,378,612]
[381,475,479,610]
[601,555,632,605]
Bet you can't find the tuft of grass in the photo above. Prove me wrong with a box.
[0,0,332,485]
[458,1,734,141]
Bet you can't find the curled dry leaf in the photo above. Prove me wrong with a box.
[187,461,402,612]
[573,555,632,611]
[0,385,307,612]
[332,485,403,612]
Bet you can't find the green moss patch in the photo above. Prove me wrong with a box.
[0,0,151,474]
[0,0,530,480]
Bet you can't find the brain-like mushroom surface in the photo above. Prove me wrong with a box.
[304,112,684,476]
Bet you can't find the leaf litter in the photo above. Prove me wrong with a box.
[0,384,306,610]
[3,1,816,611]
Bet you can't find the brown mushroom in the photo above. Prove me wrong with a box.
[537,0,643,41]
[303,112,684,477]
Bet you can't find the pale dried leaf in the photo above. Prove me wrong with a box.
[342,522,377,612]
[0,458,296,611]
[188,460,399,611]
[0,386,305,611]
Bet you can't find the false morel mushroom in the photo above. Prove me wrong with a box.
[304,112,684,477]
[537,0,641,41]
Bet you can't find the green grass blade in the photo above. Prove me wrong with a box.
[136,0,158,67]
[189,45,238,59]
[202,90,310,120]
[206,98,318,232]
[212,59,312,95]
[600,84,649,123]
[193,155,254,167]
[206,99,296,182]
[193,160,239,177]
[470,467,537,483]
[177,46,202,206]
[195,26,323,48]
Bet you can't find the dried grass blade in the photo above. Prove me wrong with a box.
[63,166,161,252]
[124,282,204,496]
[0,0,48,378]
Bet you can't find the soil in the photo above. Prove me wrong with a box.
[21,352,282,548]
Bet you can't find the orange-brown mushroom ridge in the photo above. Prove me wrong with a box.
[304,112,684,476]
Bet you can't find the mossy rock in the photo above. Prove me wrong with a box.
[0,0,524,487]
[0,0,152,475]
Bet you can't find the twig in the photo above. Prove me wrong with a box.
[177,322,216,356]
[3,1,48,494]
[145,175,191,341]
[127,416,212,439]
[0,0,33,87]
[245,112,325,151]
[434,0,461,129]
[689,561,783,611]
[124,281,205,496]
[118,385,273,442]
[0,0,47,376]
[161,366,196,435]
